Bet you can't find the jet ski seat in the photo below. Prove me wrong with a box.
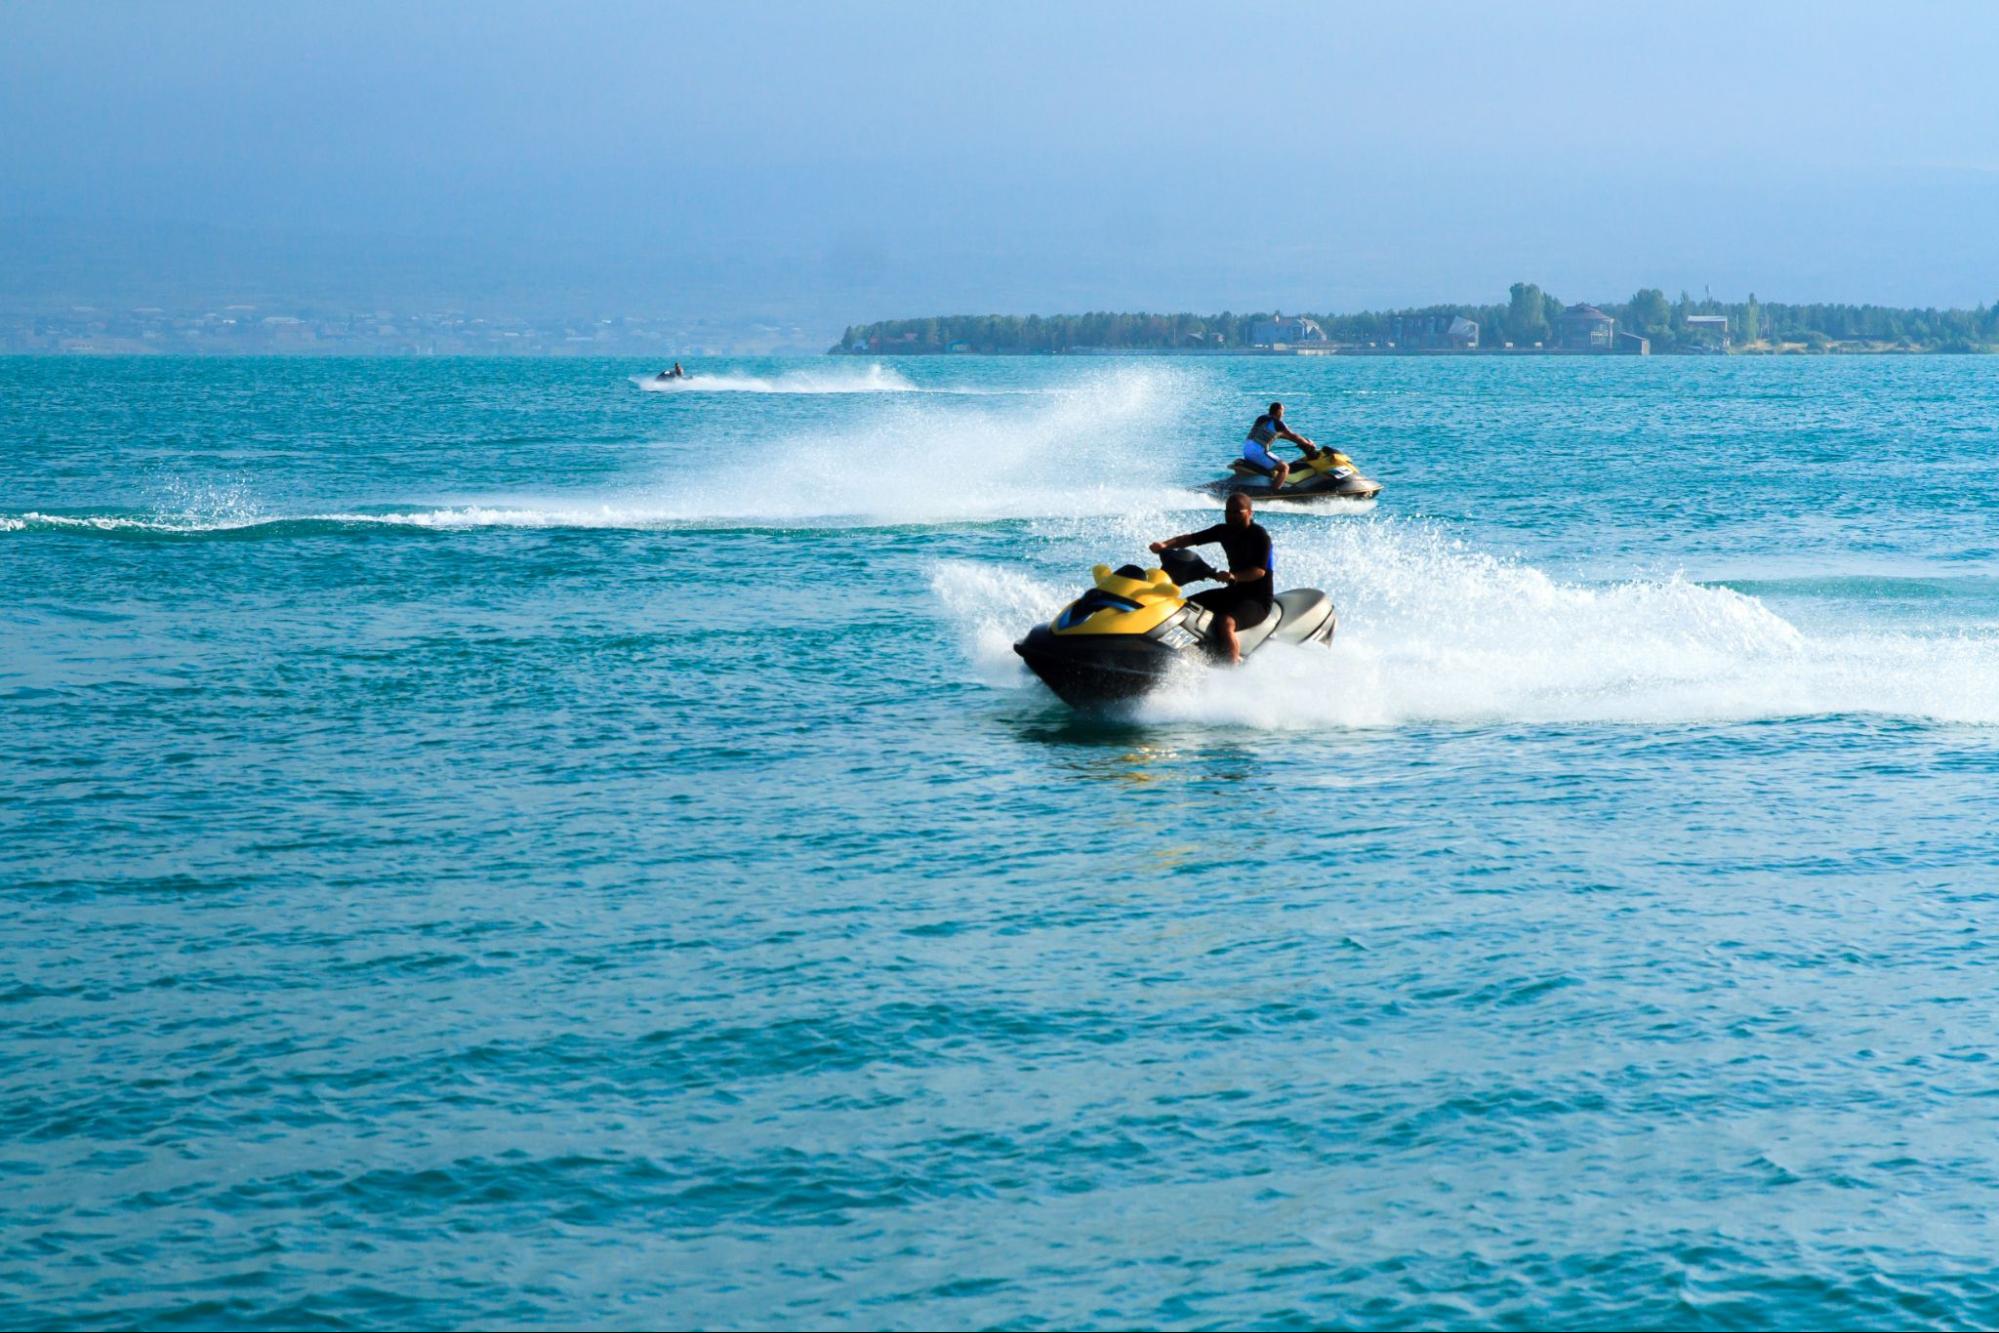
[1192,589,1333,653]
[1184,597,1285,654]
[1269,588,1335,644]
[1232,602,1284,654]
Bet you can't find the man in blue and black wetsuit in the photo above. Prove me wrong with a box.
[1241,401,1319,490]
[1150,491,1274,665]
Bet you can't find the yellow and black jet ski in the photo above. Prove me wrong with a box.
[1203,448,1382,502]
[1013,549,1336,709]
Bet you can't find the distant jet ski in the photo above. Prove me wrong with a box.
[1013,548,1335,710]
[1203,447,1382,502]
[652,362,688,383]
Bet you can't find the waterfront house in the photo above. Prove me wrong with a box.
[1390,313,1436,348]
[1555,303,1615,351]
[1447,316,1479,349]
[1249,314,1328,347]
[1685,314,1729,349]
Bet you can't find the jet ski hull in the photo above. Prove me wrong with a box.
[1201,475,1382,502]
[1014,586,1337,710]
[1206,451,1382,501]
[1013,630,1185,708]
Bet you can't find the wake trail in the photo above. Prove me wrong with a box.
[934,519,1999,728]
[640,362,1212,525]
[633,364,943,395]
[6,364,1221,534]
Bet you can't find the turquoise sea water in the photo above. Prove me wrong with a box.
[5,354,1999,1329]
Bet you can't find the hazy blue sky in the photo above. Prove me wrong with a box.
[5,1,1997,322]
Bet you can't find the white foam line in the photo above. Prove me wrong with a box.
[934,521,1999,728]
[5,363,1213,536]
[645,363,1211,525]
[8,510,271,534]
[631,364,920,395]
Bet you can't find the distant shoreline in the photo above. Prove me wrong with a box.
[5,343,1994,360]
[833,343,1988,358]
[836,294,1999,357]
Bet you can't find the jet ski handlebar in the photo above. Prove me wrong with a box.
[1157,547,1219,585]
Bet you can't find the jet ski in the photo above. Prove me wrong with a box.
[1013,548,1336,709]
[1203,448,1382,502]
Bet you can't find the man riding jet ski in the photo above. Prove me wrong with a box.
[1151,490,1278,666]
[653,362,687,382]
[1202,401,1382,501]
[1013,493,1336,709]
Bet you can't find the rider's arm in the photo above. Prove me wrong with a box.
[1149,525,1224,553]
[1277,424,1317,452]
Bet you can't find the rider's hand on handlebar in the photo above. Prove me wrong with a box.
[1148,540,1168,553]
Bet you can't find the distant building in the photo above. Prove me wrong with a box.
[1684,314,1729,349]
[1614,331,1650,355]
[1378,313,1480,350]
[1555,303,1615,351]
[1249,314,1328,347]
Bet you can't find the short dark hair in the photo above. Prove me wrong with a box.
[1268,401,1283,415]
[1226,491,1253,512]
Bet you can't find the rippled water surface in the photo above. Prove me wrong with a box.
[5,354,1999,1329]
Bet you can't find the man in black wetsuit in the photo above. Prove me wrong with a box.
[1149,491,1274,665]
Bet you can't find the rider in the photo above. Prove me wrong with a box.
[1149,491,1273,665]
[1242,401,1318,490]
[655,362,686,381]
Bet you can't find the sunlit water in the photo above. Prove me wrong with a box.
[4,354,1999,1330]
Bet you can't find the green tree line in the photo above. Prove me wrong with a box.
[835,287,1999,354]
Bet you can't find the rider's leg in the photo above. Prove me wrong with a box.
[1272,461,1290,490]
[1216,612,1241,664]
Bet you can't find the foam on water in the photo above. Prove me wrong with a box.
[0,504,680,535]
[633,363,1205,525]
[932,560,1073,687]
[631,363,918,394]
[5,366,1213,535]
[938,519,1999,727]
[4,476,274,535]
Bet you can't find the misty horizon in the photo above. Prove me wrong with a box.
[6,2,1999,338]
